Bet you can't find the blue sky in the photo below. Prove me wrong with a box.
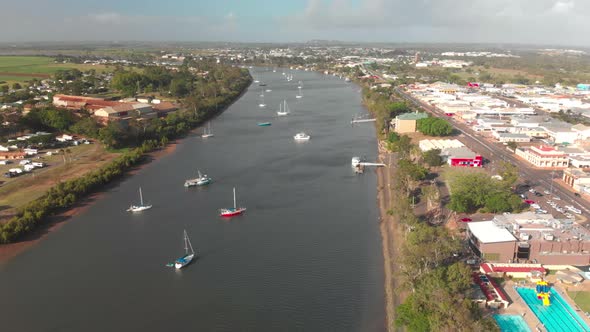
[1,0,589,45]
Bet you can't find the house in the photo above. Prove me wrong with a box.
[0,151,26,160]
[391,112,428,133]
[515,145,569,168]
[467,220,518,262]
[443,146,483,167]
[572,124,590,140]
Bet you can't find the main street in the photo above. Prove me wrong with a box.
[393,87,590,217]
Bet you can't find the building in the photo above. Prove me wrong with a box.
[443,146,483,167]
[418,139,464,152]
[492,132,531,143]
[515,145,569,168]
[563,168,590,193]
[153,101,178,117]
[391,112,428,133]
[467,212,590,265]
[467,220,518,262]
[94,104,137,124]
[569,155,590,169]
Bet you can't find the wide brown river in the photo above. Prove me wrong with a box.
[0,68,384,332]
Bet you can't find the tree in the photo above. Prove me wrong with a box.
[423,149,443,167]
[507,141,517,151]
[0,85,8,93]
[99,121,125,148]
[170,78,189,97]
[12,82,22,90]
[69,117,99,138]
[417,117,453,136]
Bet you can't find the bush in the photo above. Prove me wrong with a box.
[417,117,453,136]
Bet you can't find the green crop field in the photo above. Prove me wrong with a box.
[0,56,110,84]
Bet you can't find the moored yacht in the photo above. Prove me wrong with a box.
[184,170,211,187]
[293,132,310,141]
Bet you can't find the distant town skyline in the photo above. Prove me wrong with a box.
[1,0,589,46]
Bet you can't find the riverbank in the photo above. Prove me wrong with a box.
[377,142,405,332]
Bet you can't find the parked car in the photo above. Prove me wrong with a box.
[19,159,31,165]
[553,196,561,201]
[534,192,543,197]
[575,193,581,197]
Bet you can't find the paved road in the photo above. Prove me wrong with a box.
[394,87,590,217]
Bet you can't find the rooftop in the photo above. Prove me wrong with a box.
[397,112,428,121]
[467,221,518,244]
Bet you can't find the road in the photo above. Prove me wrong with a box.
[393,87,590,217]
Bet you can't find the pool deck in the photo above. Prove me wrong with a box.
[501,281,545,331]
[498,280,590,332]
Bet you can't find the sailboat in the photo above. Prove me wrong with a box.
[296,86,303,99]
[220,187,246,217]
[277,100,290,116]
[184,170,212,187]
[297,81,303,89]
[201,122,214,138]
[259,90,266,108]
[174,230,196,269]
[127,187,152,212]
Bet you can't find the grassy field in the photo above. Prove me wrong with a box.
[568,291,590,313]
[0,143,119,218]
[0,56,110,84]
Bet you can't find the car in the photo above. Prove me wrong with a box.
[460,218,473,222]
[529,188,536,193]
[524,200,535,204]
[575,193,581,197]
[544,190,551,195]
[553,196,561,201]
[520,194,527,199]
[535,192,543,197]
[531,204,541,209]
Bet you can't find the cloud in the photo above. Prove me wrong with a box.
[89,12,123,24]
[280,0,590,45]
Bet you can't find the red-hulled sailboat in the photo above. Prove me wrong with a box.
[220,187,246,217]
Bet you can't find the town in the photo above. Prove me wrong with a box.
[2,41,590,331]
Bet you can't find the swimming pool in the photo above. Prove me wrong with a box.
[494,314,531,332]
[516,287,590,332]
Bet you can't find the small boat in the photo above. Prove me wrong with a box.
[220,187,246,217]
[184,170,212,187]
[265,89,272,92]
[293,132,310,141]
[297,81,303,89]
[259,83,267,86]
[254,80,260,83]
[201,122,214,138]
[127,187,152,212]
[257,122,272,126]
[296,86,303,99]
[174,230,196,269]
[345,77,351,82]
[277,100,290,116]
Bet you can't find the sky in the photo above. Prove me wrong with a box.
[1,0,589,46]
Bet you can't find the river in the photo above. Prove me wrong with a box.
[0,68,384,332]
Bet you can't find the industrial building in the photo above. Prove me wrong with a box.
[467,212,590,265]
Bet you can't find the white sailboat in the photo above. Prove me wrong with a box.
[259,90,266,108]
[277,100,290,116]
[174,230,196,269]
[220,187,246,217]
[184,170,212,187]
[127,187,152,212]
[201,122,214,138]
[297,81,303,89]
[296,86,303,99]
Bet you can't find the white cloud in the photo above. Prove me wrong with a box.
[89,12,123,24]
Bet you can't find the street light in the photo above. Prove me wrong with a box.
[550,170,555,194]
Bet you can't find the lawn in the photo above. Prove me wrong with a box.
[568,291,590,313]
[0,56,110,83]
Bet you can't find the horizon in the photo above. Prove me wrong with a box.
[1,0,589,46]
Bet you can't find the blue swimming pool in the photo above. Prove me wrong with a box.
[516,287,590,332]
[494,314,531,332]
